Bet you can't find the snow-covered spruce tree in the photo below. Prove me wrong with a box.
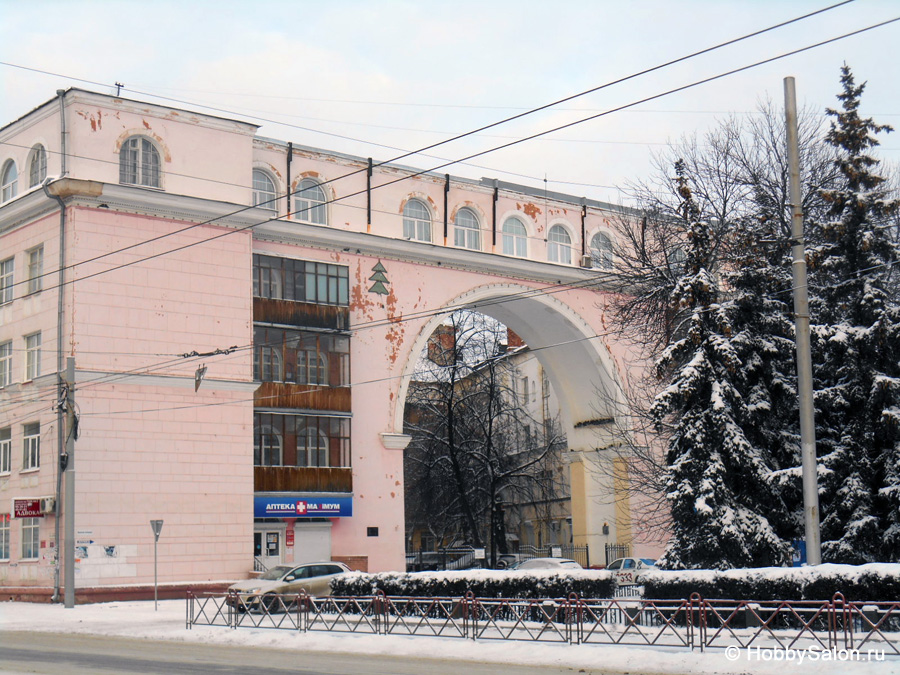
[721,217,803,548]
[807,66,900,563]
[653,163,793,569]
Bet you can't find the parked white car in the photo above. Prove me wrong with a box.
[606,557,657,585]
[227,561,350,611]
[511,557,583,571]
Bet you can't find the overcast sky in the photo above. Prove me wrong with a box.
[1,0,898,205]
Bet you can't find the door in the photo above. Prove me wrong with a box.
[254,530,282,569]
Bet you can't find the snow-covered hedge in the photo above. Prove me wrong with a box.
[642,563,900,601]
[332,569,616,599]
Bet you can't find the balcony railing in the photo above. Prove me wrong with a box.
[254,465,352,493]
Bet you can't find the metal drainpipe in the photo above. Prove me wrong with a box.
[48,89,68,603]
[443,174,450,245]
[492,181,498,250]
[580,198,587,258]
[286,142,293,216]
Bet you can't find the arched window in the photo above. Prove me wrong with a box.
[1,161,18,202]
[668,246,686,273]
[403,199,431,242]
[252,169,277,211]
[502,217,528,257]
[295,178,327,225]
[28,145,47,188]
[297,426,329,467]
[119,136,161,188]
[548,225,572,264]
[254,425,283,467]
[454,207,481,250]
[591,231,613,269]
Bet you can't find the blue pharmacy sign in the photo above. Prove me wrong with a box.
[254,495,353,518]
[791,539,807,567]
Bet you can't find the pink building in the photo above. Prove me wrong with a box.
[0,89,653,602]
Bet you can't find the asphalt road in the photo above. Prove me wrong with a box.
[0,631,607,675]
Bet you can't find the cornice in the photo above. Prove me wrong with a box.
[3,177,620,290]
[76,370,259,393]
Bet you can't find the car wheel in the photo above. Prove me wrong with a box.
[262,593,281,613]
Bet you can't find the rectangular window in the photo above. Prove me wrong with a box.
[0,514,9,559]
[253,326,349,386]
[253,255,349,306]
[0,257,13,304]
[0,341,11,387]
[21,517,39,559]
[24,332,41,380]
[23,422,39,471]
[254,412,350,468]
[26,246,43,294]
[0,427,10,474]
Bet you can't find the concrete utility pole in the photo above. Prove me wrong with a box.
[64,356,77,606]
[784,76,822,565]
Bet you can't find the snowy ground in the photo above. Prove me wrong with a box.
[0,599,897,674]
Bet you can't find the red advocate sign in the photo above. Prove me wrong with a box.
[13,499,42,518]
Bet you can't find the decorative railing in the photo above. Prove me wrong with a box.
[186,590,899,656]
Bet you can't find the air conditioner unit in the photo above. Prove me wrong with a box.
[580,254,593,269]
[40,497,56,514]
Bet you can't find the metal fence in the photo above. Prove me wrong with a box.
[187,590,899,655]
[605,543,630,566]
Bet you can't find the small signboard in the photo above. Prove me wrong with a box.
[13,499,42,518]
[473,548,486,560]
[285,528,295,548]
[550,546,562,558]
[150,520,164,542]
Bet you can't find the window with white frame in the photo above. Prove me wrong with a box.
[502,217,528,257]
[253,423,283,466]
[0,427,9,474]
[23,422,39,470]
[29,145,47,188]
[21,517,39,559]
[119,136,161,188]
[403,199,432,242]
[547,224,573,264]
[295,178,327,225]
[26,246,43,295]
[453,208,481,250]
[1,160,17,202]
[0,514,9,559]
[0,257,12,304]
[252,169,277,211]
[0,342,10,388]
[25,333,41,381]
[591,231,613,269]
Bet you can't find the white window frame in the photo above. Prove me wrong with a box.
[21,517,39,559]
[0,427,10,474]
[0,341,10,388]
[23,422,40,471]
[1,160,17,202]
[26,246,43,295]
[252,169,277,211]
[453,208,481,251]
[403,199,432,242]
[0,514,9,560]
[255,425,283,467]
[0,257,12,304]
[119,136,161,188]
[591,231,614,269]
[24,333,41,381]
[29,145,47,188]
[502,217,528,258]
[295,178,327,225]
[548,224,573,265]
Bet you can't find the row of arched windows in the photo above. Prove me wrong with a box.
[1,145,48,203]
[2,137,614,268]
